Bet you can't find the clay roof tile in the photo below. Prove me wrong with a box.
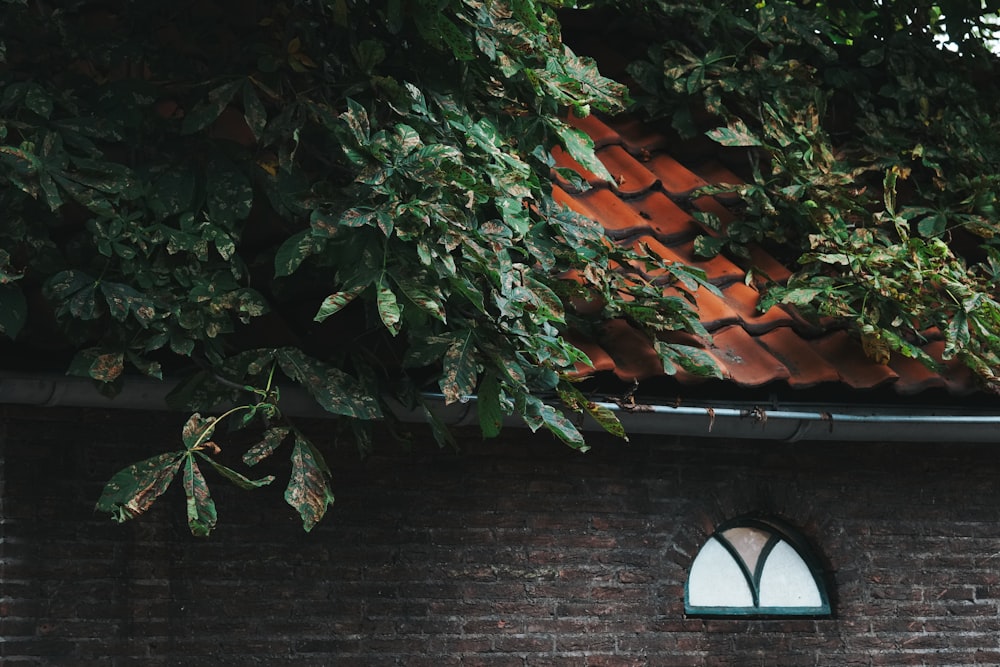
[708,326,791,387]
[596,145,659,196]
[555,113,981,396]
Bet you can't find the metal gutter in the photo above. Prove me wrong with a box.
[1,372,999,443]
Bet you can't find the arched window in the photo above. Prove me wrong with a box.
[685,517,830,617]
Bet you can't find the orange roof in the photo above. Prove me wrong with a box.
[555,113,978,396]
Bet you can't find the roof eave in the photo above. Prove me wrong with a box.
[2,373,998,444]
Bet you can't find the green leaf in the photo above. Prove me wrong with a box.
[520,394,587,450]
[776,287,824,307]
[66,281,101,320]
[681,348,724,379]
[440,330,478,404]
[183,454,217,537]
[557,381,626,441]
[206,156,253,225]
[23,83,53,118]
[100,281,155,324]
[524,274,565,322]
[917,212,947,238]
[705,120,762,147]
[945,309,970,359]
[386,0,404,33]
[242,81,268,141]
[656,342,723,379]
[68,348,124,383]
[314,286,365,322]
[353,39,387,72]
[693,235,725,258]
[274,229,324,277]
[337,207,376,228]
[0,285,27,339]
[414,11,474,61]
[0,249,22,285]
[477,373,504,438]
[554,122,614,183]
[376,279,402,335]
[196,452,276,489]
[181,412,218,450]
[285,433,335,532]
[340,98,370,144]
[181,79,243,134]
[436,16,475,61]
[883,168,898,217]
[396,280,446,323]
[276,348,383,419]
[126,351,163,379]
[859,49,885,66]
[581,399,626,441]
[243,426,291,466]
[95,451,184,523]
[149,167,197,221]
[398,144,463,182]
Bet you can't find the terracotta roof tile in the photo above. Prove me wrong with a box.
[709,325,790,387]
[596,145,659,196]
[719,283,795,334]
[692,160,743,188]
[595,319,664,383]
[645,153,708,196]
[600,114,671,154]
[567,111,624,149]
[556,112,982,396]
[889,340,978,395]
[756,327,843,388]
[661,284,740,331]
[808,331,898,389]
[629,235,744,286]
[563,330,617,376]
[623,192,702,243]
[555,187,642,234]
[887,351,948,395]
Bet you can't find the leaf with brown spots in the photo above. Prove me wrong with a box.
[861,331,891,365]
[196,452,276,490]
[274,229,326,278]
[313,286,365,323]
[183,455,217,537]
[276,348,382,419]
[242,426,291,466]
[181,413,217,450]
[705,120,763,147]
[68,347,124,382]
[284,434,335,532]
[556,380,626,441]
[439,330,478,404]
[340,98,370,144]
[95,451,184,523]
[376,278,402,336]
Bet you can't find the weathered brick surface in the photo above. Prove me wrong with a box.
[3,406,1000,665]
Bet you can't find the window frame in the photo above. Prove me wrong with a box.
[684,516,832,618]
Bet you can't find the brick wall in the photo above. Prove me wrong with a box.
[3,406,1000,665]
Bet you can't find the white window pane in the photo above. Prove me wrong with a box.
[758,540,823,608]
[688,537,754,607]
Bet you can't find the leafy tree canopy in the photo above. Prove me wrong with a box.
[2,0,999,533]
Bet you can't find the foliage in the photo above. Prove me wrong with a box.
[7,0,1000,534]
[0,0,716,534]
[621,0,1000,387]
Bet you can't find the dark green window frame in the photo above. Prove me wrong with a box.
[684,517,831,618]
